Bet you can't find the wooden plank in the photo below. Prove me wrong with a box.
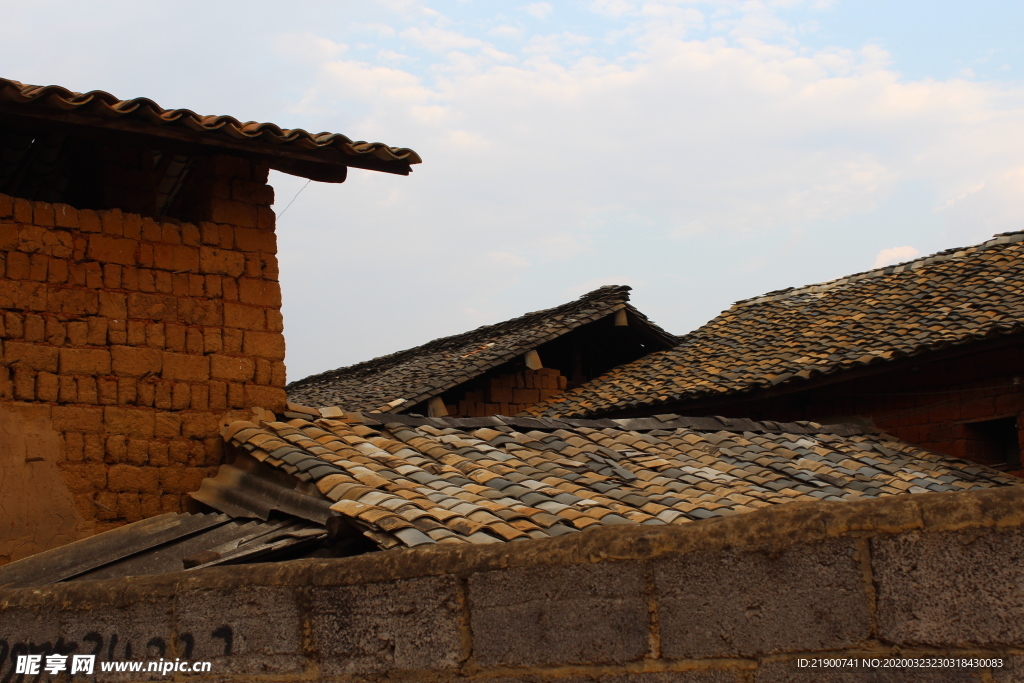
[0,512,229,589]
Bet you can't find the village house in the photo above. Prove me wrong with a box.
[0,77,419,563]
[2,79,1024,681]
[529,232,1024,473]
[286,284,678,418]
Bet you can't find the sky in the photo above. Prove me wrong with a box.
[4,0,1024,381]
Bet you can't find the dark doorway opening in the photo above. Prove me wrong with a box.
[964,417,1020,468]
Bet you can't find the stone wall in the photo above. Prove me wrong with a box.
[2,487,1023,681]
[0,156,287,562]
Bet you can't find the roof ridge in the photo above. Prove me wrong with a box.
[275,406,874,436]
[733,231,1024,307]
[286,285,633,389]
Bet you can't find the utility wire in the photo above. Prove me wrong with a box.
[277,179,311,219]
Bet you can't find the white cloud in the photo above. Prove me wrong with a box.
[873,246,920,269]
[522,3,553,20]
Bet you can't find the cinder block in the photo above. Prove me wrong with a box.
[873,529,1024,647]
[470,562,649,668]
[310,576,462,676]
[655,538,870,658]
[175,585,304,674]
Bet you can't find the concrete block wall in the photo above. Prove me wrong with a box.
[3,487,1024,681]
[0,156,287,562]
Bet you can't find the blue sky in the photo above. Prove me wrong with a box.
[5,1,1024,380]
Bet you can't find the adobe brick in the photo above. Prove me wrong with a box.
[243,253,262,278]
[233,227,277,253]
[87,317,107,345]
[104,406,156,438]
[168,438,189,464]
[0,193,11,218]
[136,378,155,406]
[84,261,103,288]
[257,205,275,230]
[222,327,241,356]
[52,405,104,432]
[261,252,280,281]
[33,201,55,226]
[13,197,32,223]
[63,432,85,462]
[172,382,191,409]
[243,331,285,360]
[59,348,111,376]
[97,377,118,404]
[159,466,209,494]
[53,288,99,316]
[228,382,245,408]
[28,253,47,281]
[76,376,98,404]
[181,223,200,247]
[138,243,154,268]
[139,217,161,242]
[107,319,127,345]
[51,202,78,228]
[127,292,178,321]
[161,223,181,244]
[178,298,222,326]
[154,270,173,293]
[155,412,181,438]
[162,352,209,382]
[238,278,281,307]
[172,272,188,297]
[222,277,238,301]
[208,198,258,228]
[182,412,219,439]
[140,493,161,518]
[0,280,47,310]
[117,377,137,404]
[209,381,228,410]
[271,361,287,387]
[244,385,287,411]
[6,341,58,372]
[61,463,108,493]
[211,354,255,382]
[154,243,199,272]
[108,464,160,493]
[5,251,28,279]
[203,327,223,354]
[255,357,272,385]
[23,314,44,342]
[200,221,220,245]
[57,375,77,402]
[117,492,143,521]
[87,234,136,265]
[0,223,17,250]
[101,208,123,236]
[122,213,142,240]
[47,258,68,284]
[83,433,104,461]
[190,383,209,411]
[224,302,265,330]
[199,246,246,277]
[146,323,165,349]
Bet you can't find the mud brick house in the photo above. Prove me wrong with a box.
[0,77,419,563]
[530,232,1024,472]
[287,284,677,418]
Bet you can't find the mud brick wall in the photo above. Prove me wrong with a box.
[445,367,567,417]
[0,155,287,563]
[685,342,1024,473]
[2,487,1023,682]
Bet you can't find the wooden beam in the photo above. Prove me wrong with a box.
[427,396,449,417]
[524,350,543,370]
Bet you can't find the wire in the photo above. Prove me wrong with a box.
[277,179,311,219]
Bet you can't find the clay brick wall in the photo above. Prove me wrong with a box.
[0,155,287,562]
[3,487,1023,681]
[438,367,568,417]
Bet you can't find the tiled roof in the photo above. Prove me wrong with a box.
[528,231,1024,418]
[218,406,1019,550]
[287,285,677,412]
[0,77,420,180]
